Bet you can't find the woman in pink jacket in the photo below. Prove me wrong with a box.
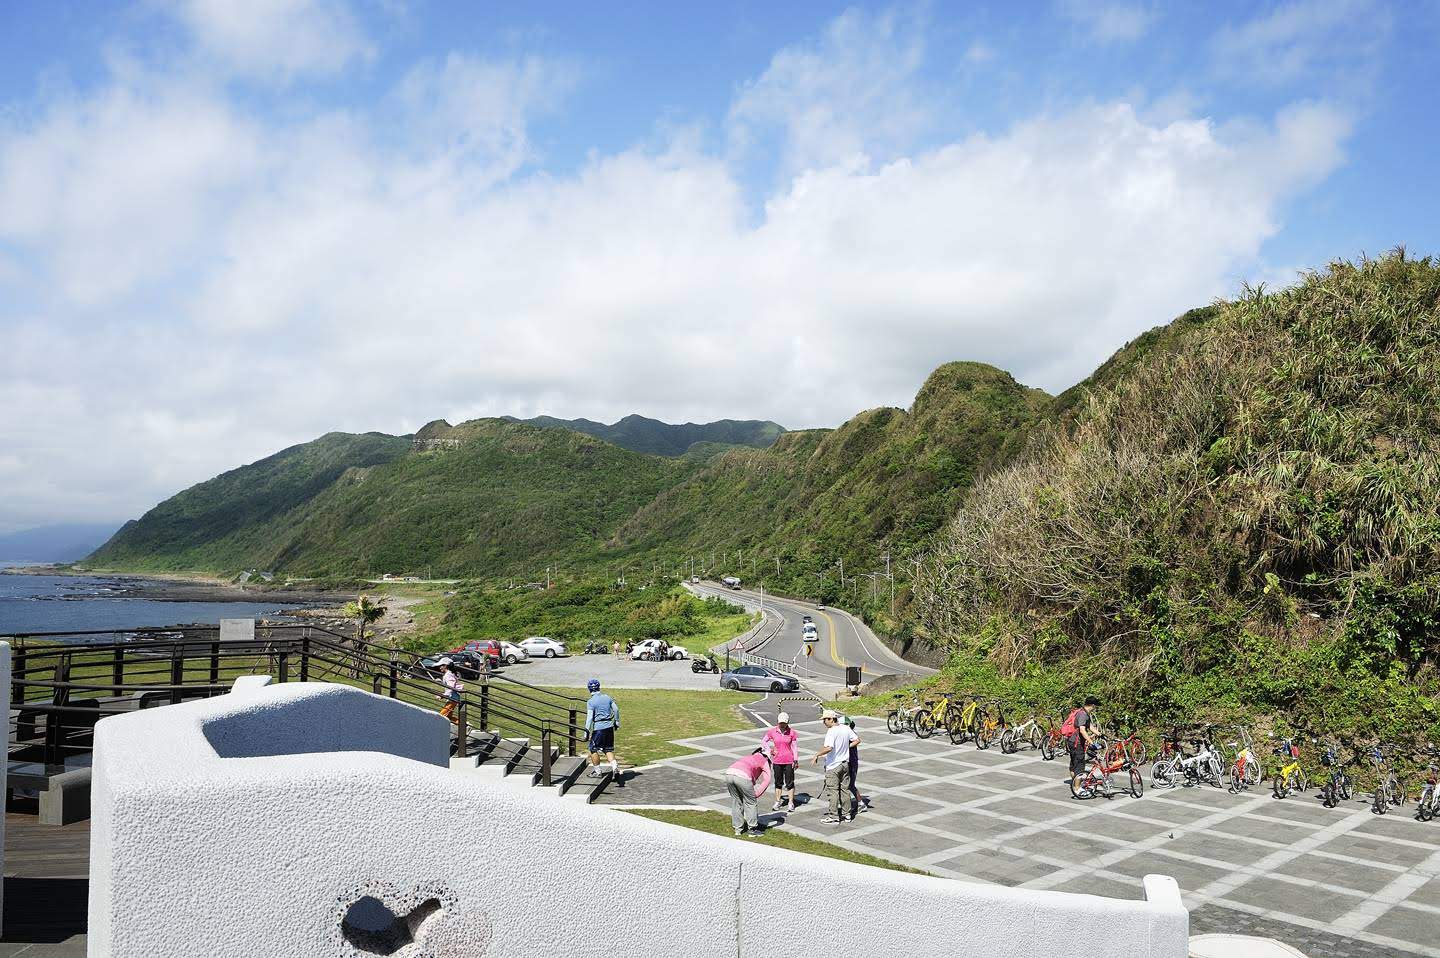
[725,744,773,836]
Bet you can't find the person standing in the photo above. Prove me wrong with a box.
[436,658,464,725]
[763,712,799,811]
[725,745,773,836]
[1064,696,1102,795]
[612,639,622,660]
[585,678,621,779]
[812,709,858,824]
[842,715,866,817]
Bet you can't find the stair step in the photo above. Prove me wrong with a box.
[563,767,615,804]
[551,756,588,796]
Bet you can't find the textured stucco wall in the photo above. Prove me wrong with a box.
[88,682,1188,958]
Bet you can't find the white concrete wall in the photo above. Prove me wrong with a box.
[1,641,9,936]
[88,681,1189,958]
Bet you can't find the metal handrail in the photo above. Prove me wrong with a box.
[6,626,585,769]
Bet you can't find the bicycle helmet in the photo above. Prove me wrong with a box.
[587,679,601,692]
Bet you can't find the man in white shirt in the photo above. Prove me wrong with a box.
[811,709,860,824]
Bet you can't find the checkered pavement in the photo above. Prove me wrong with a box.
[647,714,1440,957]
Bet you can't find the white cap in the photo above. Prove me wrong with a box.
[776,712,790,724]
[436,657,453,666]
[821,708,839,720]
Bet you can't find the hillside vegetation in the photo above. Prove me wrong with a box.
[918,252,1440,742]
[611,362,1049,620]
[514,414,784,457]
[89,432,411,570]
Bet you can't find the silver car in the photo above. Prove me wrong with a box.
[719,664,801,693]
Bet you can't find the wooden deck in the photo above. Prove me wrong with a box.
[2,809,89,955]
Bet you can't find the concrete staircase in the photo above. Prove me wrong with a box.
[448,731,616,803]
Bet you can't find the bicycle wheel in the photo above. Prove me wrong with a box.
[1207,756,1225,788]
[914,711,935,739]
[886,711,903,735]
[1338,773,1351,801]
[1040,734,1055,761]
[975,717,993,750]
[1390,776,1406,807]
[1228,763,1243,794]
[1321,779,1335,808]
[1128,766,1144,798]
[1417,790,1435,822]
[1129,740,1149,767]
[1273,773,1289,800]
[1373,787,1388,815]
[1297,770,1310,793]
[1153,759,1175,789]
[948,719,969,746]
[1000,729,1016,754]
[1029,726,1044,752]
[1246,760,1262,787]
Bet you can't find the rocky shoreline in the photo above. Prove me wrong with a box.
[0,565,343,605]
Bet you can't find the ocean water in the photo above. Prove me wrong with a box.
[0,571,303,638]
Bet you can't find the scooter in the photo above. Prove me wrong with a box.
[691,654,720,674]
[583,640,608,655]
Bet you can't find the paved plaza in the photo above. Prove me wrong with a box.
[635,713,1440,958]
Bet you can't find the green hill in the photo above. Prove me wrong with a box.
[918,252,1440,741]
[89,432,411,571]
[512,414,784,457]
[609,362,1050,615]
[90,421,687,576]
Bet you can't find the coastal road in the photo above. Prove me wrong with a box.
[689,581,934,685]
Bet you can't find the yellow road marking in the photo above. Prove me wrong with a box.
[819,609,841,666]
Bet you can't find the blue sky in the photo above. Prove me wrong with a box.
[0,0,1436,532]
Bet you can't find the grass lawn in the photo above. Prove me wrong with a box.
[668,610,758,657]
[624,809,929,875]
[566,687,755,767]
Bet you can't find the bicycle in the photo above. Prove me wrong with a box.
[1153,732,1224,789]
[1270,737,1309,800]
[1000,707,1047,754]
[1071,741,1144,800]
[947,696,993,748]
[1039,718,1067,761]
[1225,727,1262,793]
[913,695,957,740]
[1101,715,1148,767]
[1415,748,1438,822]
[885,694,921,735]
[1318,740,1357,809]
[1369,744,1406,815]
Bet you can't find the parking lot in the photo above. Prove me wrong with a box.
[497,650,724,691]
[639,713,1440,958]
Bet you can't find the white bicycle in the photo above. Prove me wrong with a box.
[1152,733,1224,789]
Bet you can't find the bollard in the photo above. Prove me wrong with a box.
[456,700,469,759]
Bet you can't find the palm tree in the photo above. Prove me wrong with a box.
[341,594,387,676]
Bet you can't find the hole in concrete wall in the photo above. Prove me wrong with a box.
[340,895,443,955]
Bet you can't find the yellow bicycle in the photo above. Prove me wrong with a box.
[948,697,995,749]
[1271,736,1310,799]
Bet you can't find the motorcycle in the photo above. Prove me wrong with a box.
[691,655,720,674]
[583,640,608,655]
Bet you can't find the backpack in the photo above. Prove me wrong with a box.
[1061,708,1085,748]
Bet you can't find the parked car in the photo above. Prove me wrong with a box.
[690,575,700,584]
[518,636,567,658]
[454,640,502,668]
[719,664,800,693]
[417,650,491,680]
[802,615,812,624]
[499,642,530,665]
[630,639,688,661]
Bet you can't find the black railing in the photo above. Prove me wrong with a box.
[4,625,585,779]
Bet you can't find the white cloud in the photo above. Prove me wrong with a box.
[166,0,372,81]
[964,41,996,65]
[1211,0,1391,87]
[728,7,930,175]
[1057,0,1155,43]
[0,9,1354,532]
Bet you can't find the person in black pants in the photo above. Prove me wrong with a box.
[842,715,867,818]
